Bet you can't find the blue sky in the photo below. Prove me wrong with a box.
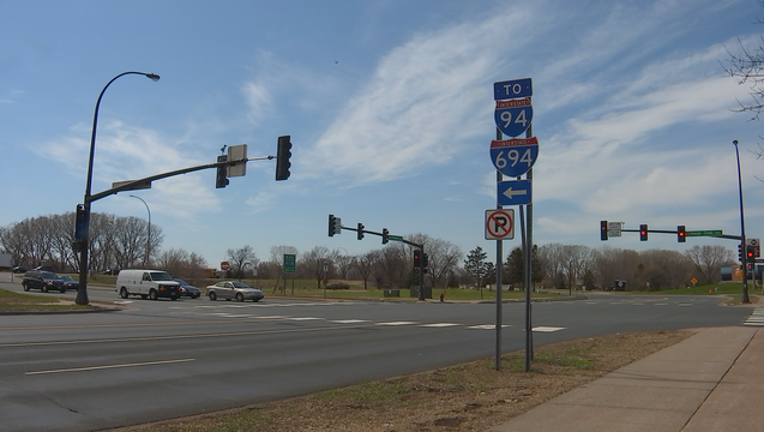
[1,0,763,268]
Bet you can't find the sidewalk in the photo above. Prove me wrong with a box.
[486,326,764,432]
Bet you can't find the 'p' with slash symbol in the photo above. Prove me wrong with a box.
[485,209,515,240]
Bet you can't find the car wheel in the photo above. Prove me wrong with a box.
[42,285,48,293]
[60,287,66,293]
[253,298,261,302]
[22,282,29,291]
[192,294,199,299]
[120,287,129,299]
[236,293,244,302]
[209,291,217,301]
[149,289,158,300]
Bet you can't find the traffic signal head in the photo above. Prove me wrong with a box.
[600,220,608,241]
[275,135,292,181]
[414,249,421,268]
[216,155,229,188]
[747,245,755,259]
[357,223,364,240]
[739,244,744,263]
[382,228,389,244]
[328,214,341,237]
[677,225,686,243]
[640,224,648,241]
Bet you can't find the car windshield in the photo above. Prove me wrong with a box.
[42,272,62,280]
[231,281,251,289]
[149,272,174,281]
[174,278,188,285]
[61,275,74,281]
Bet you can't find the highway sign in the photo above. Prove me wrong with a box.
[490,137,539,177]
[485,209,515,240]
[494,78,532,100]
[495,98,533,138]
[686,230,723,237]
[283,254,296,273]
[497,179,531,206]
[388,235,404,242]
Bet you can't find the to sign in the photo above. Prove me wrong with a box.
[490,137,539,177]
[485,209,515,240]
[494,98,533,138]
[220,261,230,271]
[494,78,532,100]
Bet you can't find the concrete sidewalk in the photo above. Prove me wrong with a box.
[486,326,764,432]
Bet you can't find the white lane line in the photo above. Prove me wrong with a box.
[287,317,324,321]
[377,321,418,326]
[26,358,194,376]
[468,324,510,330]
[532,326,566,332]
[420,323,460,328]
[330,319,370,324]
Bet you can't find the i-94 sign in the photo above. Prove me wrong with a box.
[494,98,533,138]
[490,137,539,177]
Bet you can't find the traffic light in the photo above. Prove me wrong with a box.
[414,249,421,268]
[382,228,389,244]
[677,225,686,243]
[216,155,229,188]
[600,220,608,241]
[423,253,429,268]
[739,244,744,263]
[747,245,755,260]
[357,223,364,240]
[328,214,341,237]
[275,135,292,181]
[639,224,648,241]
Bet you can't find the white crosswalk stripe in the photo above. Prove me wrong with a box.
[744,308,764,326]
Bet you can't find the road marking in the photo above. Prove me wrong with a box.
[745,308,764,326]
[26,358,194,376]
[330,319,370,324]
[287,317,324,321]
[377,321,418,326]
[532,326,565,332]
[420,323,460,328]
[468,324,510,330]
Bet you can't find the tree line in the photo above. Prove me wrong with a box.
[0,212,736,291]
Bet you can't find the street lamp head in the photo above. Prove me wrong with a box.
[145,73,160,82]
[733,140,739,146]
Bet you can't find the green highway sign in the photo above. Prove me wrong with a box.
[283,253,296,273]
[686,230,723,237]
[388,235,404,242]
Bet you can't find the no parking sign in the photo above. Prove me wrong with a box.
[485,209,515,240]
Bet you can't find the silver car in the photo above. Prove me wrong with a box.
[206,281,264,302]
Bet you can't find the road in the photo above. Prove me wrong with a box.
[0,275,754,431]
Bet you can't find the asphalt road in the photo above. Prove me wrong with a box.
[0,275,754,431]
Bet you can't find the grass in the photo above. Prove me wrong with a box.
[0,288,93,312]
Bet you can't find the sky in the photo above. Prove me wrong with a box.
[1,0,764,269]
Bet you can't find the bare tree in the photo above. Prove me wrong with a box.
[684,245,734,284]
[300,245,335,288]
[354,250,378,289]
[226,245,259,279]
[406,234,462,288]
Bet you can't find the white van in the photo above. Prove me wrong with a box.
[116,269,181,300]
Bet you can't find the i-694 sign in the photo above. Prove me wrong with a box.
[494,97,533,138]
[490,137,539,177]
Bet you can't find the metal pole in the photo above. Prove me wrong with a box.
[129,195,151,267]
[495,126,503,371]
[525,123,534,371]
[734,140,750,303]
[76,71,159,305]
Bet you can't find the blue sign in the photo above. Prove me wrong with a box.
[490,137,539,177]
[494,78,532,100]
[498,179,532,206]
[495,98,533,138]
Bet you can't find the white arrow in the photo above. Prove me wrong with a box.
[503,186,528,200]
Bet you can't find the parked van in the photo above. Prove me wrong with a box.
[116,269,181,300]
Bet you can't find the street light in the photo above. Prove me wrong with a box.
[733,139,750,303]
[129,195,151,267]
[76,71,160,305]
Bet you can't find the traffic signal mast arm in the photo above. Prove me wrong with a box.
[88,155,274,203]
[617,228,741,241]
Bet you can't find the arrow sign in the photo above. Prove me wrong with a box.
[497,179,531,206]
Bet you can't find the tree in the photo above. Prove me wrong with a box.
[407,234,462,288]
[463,246,490,288]
[684,245,734,284]
[226,245,259,279]
[725,4,764,120]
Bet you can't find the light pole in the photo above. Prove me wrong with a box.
[129,195,151,267]
[76,71,160,305]
[733,139,750,304]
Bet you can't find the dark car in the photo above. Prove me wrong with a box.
[22,270,66,293]
[60,275,79,291]
[12,266,28,274]
[173,278,201,299]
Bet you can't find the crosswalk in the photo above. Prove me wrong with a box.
[744,308,764,326]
